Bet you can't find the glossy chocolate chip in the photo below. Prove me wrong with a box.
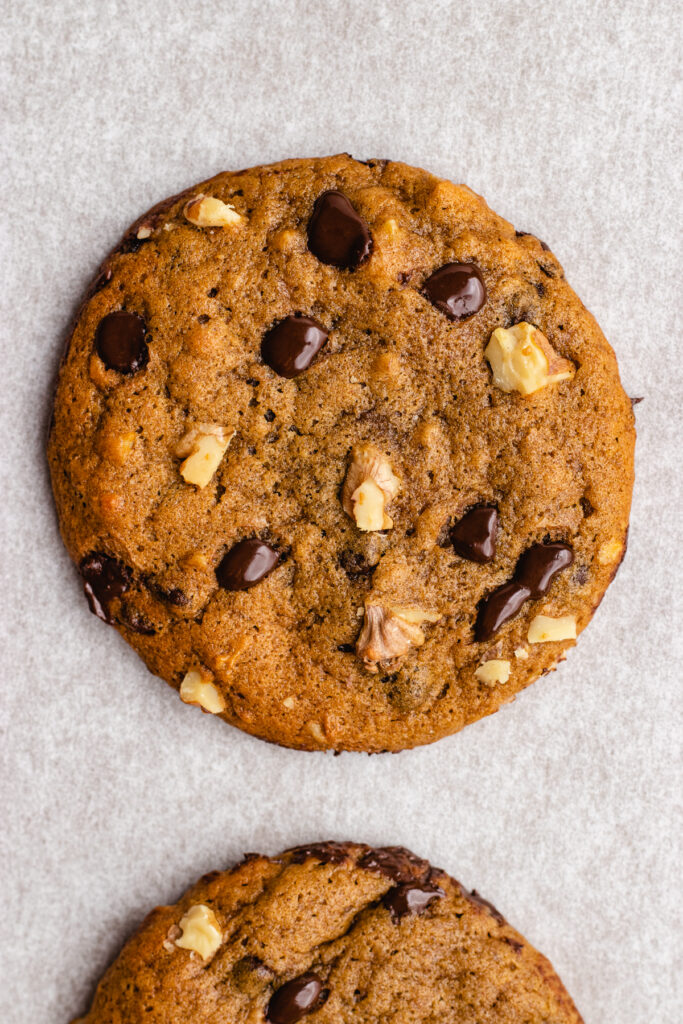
[95,311,148,374]
[307,190,372,269]
[422,262,486,320]
[216,539,279,591]
[450,506,498,563]
[267,974,326,1023]
[383,881,444,923]
[358,846,430,884]
[288,842,355,866]
[262,315,329,378]
[475,582,530,642]
[515,542,574,598]
[80,553,132,624]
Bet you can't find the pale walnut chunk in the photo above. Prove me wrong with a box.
[528,614,577,643]
[175,904,222,960]
[475,659,511,685]
[485,322,575,396]
[598,538,623,564]
[179,669,226,715]
[175,423,234,488]
[342,443,400,531]
[357,600,440,672]
[183,194,244,228]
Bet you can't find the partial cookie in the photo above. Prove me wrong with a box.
[73,841,583,1023]
[48,155,635,751]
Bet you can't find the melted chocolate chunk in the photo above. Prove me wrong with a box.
[475,582,530,642]
[450,506,498,563]
[262,315,329,378]
[307,190,372,269]
[468,889,507,926]
[216,539,279,591]
[383,881,445,923]
[80,553,132,624]
[287,841,355,866]
[475,541,574,641]
[515,542,574,598]
[422,262,486,320]
[266,974,326,1023]
[95,311,148,374]
[358,846,430,884]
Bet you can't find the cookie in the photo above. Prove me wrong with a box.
[73,841,583,1023]
[48,154,635,751]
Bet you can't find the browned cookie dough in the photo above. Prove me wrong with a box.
[73,842,583,1023]
[48,155,635,751]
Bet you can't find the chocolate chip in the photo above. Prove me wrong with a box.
[475,582,530,642]
[630,396,644,405]
[383,881,445,922]
[266,974,326,1023]
[264,409,276,423]
[207,287,219,297]
[579,496,594,518]
[358,846,430,884]
[216,539,279,591]
[197,314,210,324]
[307,190,372,269]
[514,542,574,599]
[450,506,498,563]
[95,311,148,374]
[422,262,486,320]
[80,553,132,624]
[338,550,374,582]
[121,609,156,635]
[287,842,355,865]
[262,315,329,378]
[468,889,507,926]
[475,541,574,640]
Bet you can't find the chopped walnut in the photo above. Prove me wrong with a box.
[485,322,575,396]
[175,423,234,488]
[175,904,222,960]
[528,614,577,643]
[183,194,243,228]
[356,600,440,671]
[342,443,400,531]
[474,659,511,685]
[179,669,225,714]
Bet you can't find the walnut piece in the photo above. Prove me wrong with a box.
[184,194,243,228]
[342,443,400,531]
[474,659,511,685]
[598,538,623,564]
[179,669,225,715]
[175,904,222,960]
[527,614,577,643]
[357,601,440,671]
[175,423,234,488]
[485,322,575,396]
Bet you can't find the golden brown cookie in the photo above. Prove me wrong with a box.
[48,155,635,751]
[73,841,583,1023]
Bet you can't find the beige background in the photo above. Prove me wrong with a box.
[1,1,681,1021]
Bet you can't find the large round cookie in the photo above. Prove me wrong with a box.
[48,154,635,751]
[73,841,583,1023]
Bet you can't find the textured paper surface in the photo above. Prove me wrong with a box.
[1,2,681,1021]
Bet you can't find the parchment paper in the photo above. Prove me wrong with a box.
[1,2,681,1021]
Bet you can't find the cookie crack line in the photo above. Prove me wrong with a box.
[49,154,635,752]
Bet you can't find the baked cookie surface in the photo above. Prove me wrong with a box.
[74,841,583,1023]
[49,154,635,751]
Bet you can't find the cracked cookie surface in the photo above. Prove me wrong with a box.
[73,841,583,1023]
[48,154,635,751]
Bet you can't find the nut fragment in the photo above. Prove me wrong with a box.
[175,904,222,960]
[136,224,152,240]
[598,538,623,564]
[474,659,511,685]
[485,322,575,396]
[528,614,577,644]
[514,646,529,660]
[357,601,440,671]
[184,194,243,228]
[176,423,234,488]
[179,669,226,714]
[342,443,400,531]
